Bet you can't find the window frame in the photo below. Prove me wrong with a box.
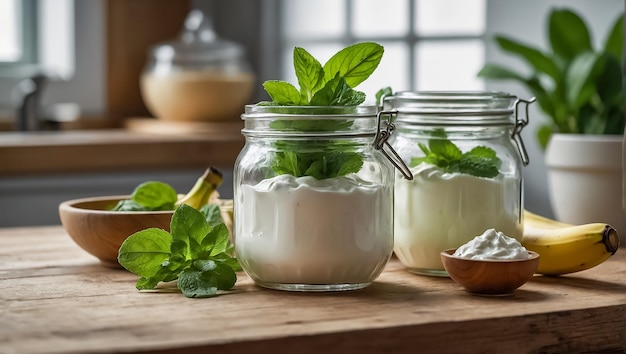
[271,0,486,93]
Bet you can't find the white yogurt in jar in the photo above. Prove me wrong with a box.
[394,164,522,275]
[453,228,531,260]
[235,174,393,287]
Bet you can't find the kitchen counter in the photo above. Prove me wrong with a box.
[1,225,625,354]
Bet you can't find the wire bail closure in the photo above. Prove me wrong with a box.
[512,97,536,166]
[374,110,414,180]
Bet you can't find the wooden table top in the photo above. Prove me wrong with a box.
[1,225,625,354]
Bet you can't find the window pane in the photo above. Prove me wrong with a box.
[414,40,485,91]
[0,0,21,61]
[357,41,409,102]
[282,0,346,40]
[351,0,409,37]
[415,0,485,36]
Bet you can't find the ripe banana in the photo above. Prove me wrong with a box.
[522,210,620,276]
[175,166,223,209]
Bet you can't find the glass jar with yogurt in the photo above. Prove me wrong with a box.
[383,91,534,276]
[234,105,404,291]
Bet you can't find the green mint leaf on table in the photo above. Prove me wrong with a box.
[410,139,501,178]
[117,204,239,298]
[110,181,177,211]
[199,204,223,226]
[117,228,172,277]
[261,42,384,180]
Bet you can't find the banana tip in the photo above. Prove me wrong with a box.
[604,226,620,254]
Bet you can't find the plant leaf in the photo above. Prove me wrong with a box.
[131,181,178,210]
[310,75,363,106]
[135,262,180,290]
[323,42,384,88]
[199,204,223,226]
[262,80,302,105]
[170,204,211,259]
[200,223,230,256]
[376,86,393,106]
[494,36,560,80]
[294,47,325,102]
[537,124,554,150]
[429,139,462,162]
[118,228,172,277]
[565,51,602,109]
[477,64,528,82]
[549,9,592,62]
[178,261,237,298]
[603,14,624,60]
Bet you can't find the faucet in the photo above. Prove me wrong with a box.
[13,74,47,131]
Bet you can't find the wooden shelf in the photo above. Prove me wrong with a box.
[0,127,244,176]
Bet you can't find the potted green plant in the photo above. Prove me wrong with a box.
[478,8,625,243]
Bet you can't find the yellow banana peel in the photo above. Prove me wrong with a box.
[522,210,619,276]
[175,167,223,209]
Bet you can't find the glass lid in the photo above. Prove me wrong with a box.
[150,9,245,63]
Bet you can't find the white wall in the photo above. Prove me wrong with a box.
[484,0,624,217]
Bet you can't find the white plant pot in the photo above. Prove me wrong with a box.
[545,133,625,246]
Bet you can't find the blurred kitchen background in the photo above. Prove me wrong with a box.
[0,0,623,226]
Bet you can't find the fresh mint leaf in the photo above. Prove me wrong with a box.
[259,43,384,180]
[466,146,498,159]
[110,200,145,211]
[136,261,182,290]
[429,139,463,162]
[375,86,393,106]
[336,153,365,176]
[200,223,230,257]
[262,42,383,106]
[271,150,301,177]
[409,138,501,178]
[117,228,172,277]
[178,260,237,298]
[199,204,223,226]
[110,181,177,211]
[132,181,178,210]
[310,75,366,106]
[117,204,239,298]
[457,155,501,178]
[294,47,325,102]
[211,253,242,272]
[270,140,362,179]
[170,204,211,259]
[262,80,302,105]
[323,42,384,88]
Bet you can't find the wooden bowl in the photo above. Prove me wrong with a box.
[59,196,173,267]
[440,249,540,295]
